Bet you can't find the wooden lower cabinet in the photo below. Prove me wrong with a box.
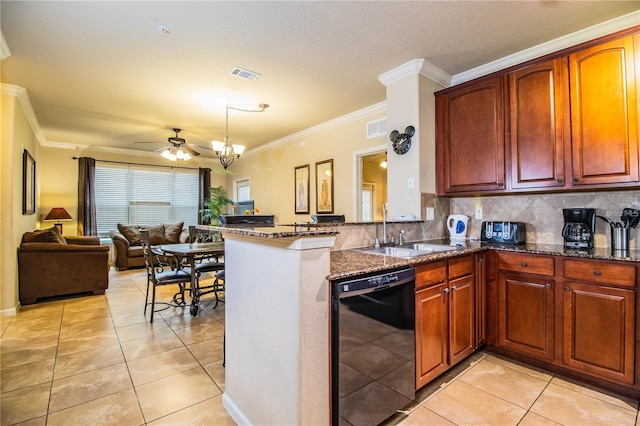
[415,255,475,389]
[498,272,555,361]
[563,281,635,384]
[491,252,638,389]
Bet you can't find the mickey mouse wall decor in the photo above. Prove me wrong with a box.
[390,126,415,155]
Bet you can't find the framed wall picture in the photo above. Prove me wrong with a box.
[294,164,310,214]
[315,159,334,214]
[22,149,35,215]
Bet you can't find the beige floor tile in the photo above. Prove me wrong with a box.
[147,394,235,426]
[107,301,144,317]
[49,363,132,413]
[187,335,224,365]
[423,380,526,425]
[110,310,151,328]
[59,316,114,339]
[1,318,61,340]
[202,360,225,392]
[0,316,13,335]
[15,301,64,319]
[46,389,145,426]
[518,411,563,426]
[53,343,124,380]
[399,406,455,425]
[127,346,199,386]
[0,358,55,393]
[56,328,120,356]
[483,354,554,382]
[60,307,111,325]
[530,382,637,425]
[115,318,171,342]
[120,330,183,361]
[458,358,550,408]
[0,382,50,425]
[173,320,224,345]
[550,376,639,412]
[63,295,109,313]
[1,336,58,369]
[161,310,218,331]
[136,367,219,422]
[10,415,47,426]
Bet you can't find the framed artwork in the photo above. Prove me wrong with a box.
[22,149,35,215]
[315,159,334,214]
[294,164,310,214]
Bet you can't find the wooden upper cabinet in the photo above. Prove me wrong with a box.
[568,34,639,186]
[508,59,567,189]
[436,77,506,194]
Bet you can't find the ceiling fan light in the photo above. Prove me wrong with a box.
[176,149,185,159]
[161,149,175,161]
[182,152,191,161]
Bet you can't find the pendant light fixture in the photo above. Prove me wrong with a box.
[212,103,269,169]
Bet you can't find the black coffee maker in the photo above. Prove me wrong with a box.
[562,208,596,250]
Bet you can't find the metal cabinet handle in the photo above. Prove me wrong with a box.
[498,182,504,187]
[557,177,564,184]
[443,288,450,294]
[573,176,579,183]
[593,269,601,276]
[546,283,552,289]
[564,286,570,292]
[520,262,527,267]
[451,286,457,291]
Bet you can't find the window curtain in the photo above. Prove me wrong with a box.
[198,167,211,224]
[77,157,98,236]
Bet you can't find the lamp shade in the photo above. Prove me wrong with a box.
[44,207,72,221]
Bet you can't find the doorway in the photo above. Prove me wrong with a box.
[357,150,387,221]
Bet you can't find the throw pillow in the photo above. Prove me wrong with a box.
[163,222,184,243]
[22,227,66,244]
[118,224,141,246]
[147,224,167,245]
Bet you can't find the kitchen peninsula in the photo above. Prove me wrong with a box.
[201,224,338,425]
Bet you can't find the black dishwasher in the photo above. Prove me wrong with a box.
[331,266,416,426]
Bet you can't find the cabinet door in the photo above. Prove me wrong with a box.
[509,59,567,189]
[416,283,448,388]
[436,77,506,194]
[562,281,635,384]
[498,272,555,361]
[569,35,639,186]
[450,275,475,366]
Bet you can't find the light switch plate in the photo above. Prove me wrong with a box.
[426,207,434,221]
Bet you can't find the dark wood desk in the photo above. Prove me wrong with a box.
[159,242,224,315]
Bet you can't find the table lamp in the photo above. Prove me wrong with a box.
[44,207,72,233]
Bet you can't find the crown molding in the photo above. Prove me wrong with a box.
[452,10,640,85]
[1,84,47,145]
[378,59,452,88]
[244,101,387,157]
[1,31,12,60]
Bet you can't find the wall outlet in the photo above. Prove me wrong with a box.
[475,205,483,219]
[426,207,434,221]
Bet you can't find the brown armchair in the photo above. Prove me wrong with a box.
[18,229,110,305]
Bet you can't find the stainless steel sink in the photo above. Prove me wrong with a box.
[409,243,458,252]
[355,242,460,258]
[357,246,432,258]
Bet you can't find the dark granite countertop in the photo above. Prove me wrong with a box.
[196,224,338,239]
[329,240,640,281]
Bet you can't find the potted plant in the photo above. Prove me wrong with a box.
[201,186,233,225]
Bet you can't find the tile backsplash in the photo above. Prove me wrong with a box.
[450,190,640,249]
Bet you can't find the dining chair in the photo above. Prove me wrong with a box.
[188,226,225,309]
[140,229,192,323]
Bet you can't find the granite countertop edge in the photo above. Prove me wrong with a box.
[329,241,640,281]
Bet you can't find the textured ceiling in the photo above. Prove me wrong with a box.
[2,1,639,158]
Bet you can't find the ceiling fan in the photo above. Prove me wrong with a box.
[136,128,203,160]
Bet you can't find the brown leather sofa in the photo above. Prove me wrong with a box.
[18,228,110,305]
[109,222,189,271]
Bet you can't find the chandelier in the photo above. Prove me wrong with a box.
[212,103,269,169]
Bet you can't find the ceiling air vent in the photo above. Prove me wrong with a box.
[229,66,261,81]
[367,117,387,139]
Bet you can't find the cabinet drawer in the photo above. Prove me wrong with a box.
[416,261,447,289]
[563,259,636,288]
[449,255,474,280]
[498,252,554,276]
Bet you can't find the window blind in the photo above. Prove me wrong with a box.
[236,179,250,201]
[95,163,199,238]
